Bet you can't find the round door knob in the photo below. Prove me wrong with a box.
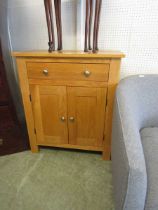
[69,117,75,122]
[84,70,91,77]
[43,69,48,76]
[60,116,66,122]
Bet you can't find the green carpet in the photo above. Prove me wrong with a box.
[0,149,114,210]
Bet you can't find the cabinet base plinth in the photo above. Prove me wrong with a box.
[37,143,103,152]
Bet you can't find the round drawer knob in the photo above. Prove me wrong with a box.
[69,117,75,122]
[84,70,91,77]
[60,116,66,122]
[43,69,48,76]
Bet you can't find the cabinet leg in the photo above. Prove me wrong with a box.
[102,149,111,160]
[30,144,39,153]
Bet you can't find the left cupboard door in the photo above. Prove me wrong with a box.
[30,85,68,145]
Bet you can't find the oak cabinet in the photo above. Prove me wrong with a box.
[13,51,124,160]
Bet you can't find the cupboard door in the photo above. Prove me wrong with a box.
[67,87,107,147]
[30,85,68,145]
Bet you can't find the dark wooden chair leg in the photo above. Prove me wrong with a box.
[57,0,62,50]
[93,0,99,53]
[88,0,93,51]
[48,0,55,52]
[96,0,102,51]
[44,0,52,51]
[54,0,60,48]
[54,0,60,50]
[84,0,90,52]
[44,0,55,52]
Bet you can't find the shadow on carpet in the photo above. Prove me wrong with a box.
[0,149,114,210]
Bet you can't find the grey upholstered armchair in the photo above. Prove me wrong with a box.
[112,75,158,210]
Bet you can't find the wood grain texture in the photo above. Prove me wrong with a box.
[67,87,106,147]
[16,58,38,152]
[13,52,124,160]
[103,59,121,160]
[25,58,111,64]
[30,85,68,145]
[28,79,108,88]
[37,142,103,152]
[27,62,109,82]
[12,51,125,58]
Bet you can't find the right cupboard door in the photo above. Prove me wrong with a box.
[67,87,107,148]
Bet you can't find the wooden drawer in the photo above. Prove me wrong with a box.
[27,62,109,82]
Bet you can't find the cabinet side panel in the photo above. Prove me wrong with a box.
[103,58,121,160]
[16,58,38,152]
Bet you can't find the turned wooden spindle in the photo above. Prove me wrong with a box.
[93,0,102,52]
[88,0,93,51]
[58,0,63,50]
[44,0,55,52]
[84,0,102,53]
[84,0,90,52]
[54,0,62,50]
[44,0,102,53]
[44,0,62,52]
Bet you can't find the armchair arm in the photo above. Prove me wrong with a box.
[112,80,147,210]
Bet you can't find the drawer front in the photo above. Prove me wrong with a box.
[27,62,109,82]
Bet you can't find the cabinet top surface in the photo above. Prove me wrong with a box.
[12,50,125,58]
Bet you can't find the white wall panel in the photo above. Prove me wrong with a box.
[7,0,158,78]
[98,0,158,77]
[8,0,78,51]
